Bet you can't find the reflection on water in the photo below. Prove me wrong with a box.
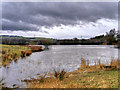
[0,45,119,88]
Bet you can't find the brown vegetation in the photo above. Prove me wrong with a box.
[21,51,26,58]
[25,50,32,56]
[26,58,119,88]
[80,58,90,68]
[21,50,32,57]
[54,69,66,81]
[110,59,120,69]
[80,58,119,71]
[1,45,44,66]
[30,46,44,52]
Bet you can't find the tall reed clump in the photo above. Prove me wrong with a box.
[54,69,66,81]
[97,59,105,69]
[109,59,120,69]
[97,59,119,70]
[80,58,89,68]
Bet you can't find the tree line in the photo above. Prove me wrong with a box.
[1,29,120,45]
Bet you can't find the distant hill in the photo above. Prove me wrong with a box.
[0,35,23,37]
[1,29,120,45]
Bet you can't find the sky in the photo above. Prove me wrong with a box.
[1,2,118,39]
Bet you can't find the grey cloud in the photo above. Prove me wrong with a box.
[2,19,39,31]
[2,2,118,31]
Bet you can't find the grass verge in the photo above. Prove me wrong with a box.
[26,58,119,88]
[26,69,118,88]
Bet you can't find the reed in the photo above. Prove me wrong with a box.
[109,59,120,69]
[80,58,86,68]
[26,58,119,88]
[80,58,119,70]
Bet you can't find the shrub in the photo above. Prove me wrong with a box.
[21,51,26,58]
[25,50,32,56]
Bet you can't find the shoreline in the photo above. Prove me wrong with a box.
[1,44,45,67]
[0,45,119,88]
[23,59,119,88]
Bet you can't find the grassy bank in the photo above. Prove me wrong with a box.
[27,70,118,88]
[0,44,31,66]
[26,59,119,88]
[0,44,44,66]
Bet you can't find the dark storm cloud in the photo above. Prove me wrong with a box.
[2,19,39,30]
[2,2,118,31]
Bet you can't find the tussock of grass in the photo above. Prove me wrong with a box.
[54,69,66,81]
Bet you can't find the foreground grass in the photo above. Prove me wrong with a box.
[26,59,119,88]
[26,68,118,88]
[65,70,118,88]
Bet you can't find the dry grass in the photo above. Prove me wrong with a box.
[27,77,62,88]
[0,44,44,67]
[0,44,31,66]
[110,59,120,69]
[30,46,44,52]
[27,69,118,88]
[80,58,119,71]
[80,58,90,68]
[26,58,119,88]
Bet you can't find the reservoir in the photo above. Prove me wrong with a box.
[0,45,119,88]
